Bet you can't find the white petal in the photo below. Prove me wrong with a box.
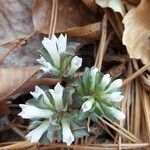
[105,79,123,93]
[67,56,82,77]
[18,104,53,119]
[37,56,58,73]
[49,83,64,111]
[26,121,49,142]
[109,107,126,121]
[71,56,82,70]
[30,86,51,106]
[61,118,74,146]
[42,37,60,68]
[91,67,98,78]
[100,74,111,89]
[51,34,57,42]
[57,34,67,53]
[110,92,124,102]
[104,92,124,102]
[90,67,98,89]
[82,97,95,112]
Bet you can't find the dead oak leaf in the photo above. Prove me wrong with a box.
[33,0,98,34]
[95,0,126,16]
[0,0,33,45]
[0,66,40,100]
[122,0,150,65]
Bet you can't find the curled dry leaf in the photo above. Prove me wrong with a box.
[0,0,33,45]
[33,0,98,35]
[0,66,40,100]
[123,0,150,65]
[95,0,126,16]
[65,22,101,40]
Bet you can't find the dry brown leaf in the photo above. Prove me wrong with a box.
[0,100,10,118]
[123,0,150,65]
[0,0,33,45]
[33,0,98,35]
[0,66,39,100]
[11,77,60,99]
[81,0,99,14]
[96,0,126,16]
[65,22,101,40]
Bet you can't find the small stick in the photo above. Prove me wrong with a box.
[123,63,150,86]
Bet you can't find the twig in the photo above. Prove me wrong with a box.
[95,14,107,70]
[123,63,150,86]
[48,0,58,38]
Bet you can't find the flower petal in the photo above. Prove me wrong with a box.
[109,92,124,102]
[37,56,59,74]
[100,74,111,89]
[30,86,51,107]
[82,97,95,112]
[67,56,82,77]
[105,79,123,93]
[104,92,124,102]
[49,83,64,111]
[109,107,126,121]
[57,34,67,53]
[61,118,74,146]
[26,121,49,142]
[90,67,98,89]
[42,37,60,68]
[18,104,53,119]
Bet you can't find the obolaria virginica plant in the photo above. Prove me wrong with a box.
[18,34,125,146]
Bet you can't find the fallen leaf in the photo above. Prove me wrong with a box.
[0,34,41,68]
[0,66,40,100]
[11,77,60,99]
[95,0,126,16]
[65,22,101,40]
[81,0,99,14]
[0,100,10,118]
[122,0,150,64]
[33,0,98,35]
[0,0,33,45]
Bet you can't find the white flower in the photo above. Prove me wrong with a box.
[105,79,123,93]
[104,92,124,102]
[42,34,67,68]
[82,97,95,112]
[109,107,126,121]
[49,83,64,111]
[91,67,98,89]
[42,37,60,68]
[61,118,74,146]
[37,56,60,74]
[67,56,82,77]
[26,121,49,142]
[30,86,52,107]
[18,104,53,119]
[100,74,111,89]
[56,34,67,53]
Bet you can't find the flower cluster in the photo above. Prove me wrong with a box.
[76,67,125,121]
[37,34,82,78]
[18,34,125,146]
[19,83,88,145]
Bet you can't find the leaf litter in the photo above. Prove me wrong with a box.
[0,0,150,149]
